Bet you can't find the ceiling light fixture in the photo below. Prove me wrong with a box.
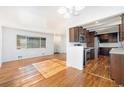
[58,6,85,18]
[95,21,99,24]
[58,7,67,14]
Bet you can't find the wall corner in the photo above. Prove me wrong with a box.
[0,25,2,68]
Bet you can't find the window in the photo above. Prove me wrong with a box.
[27,37,40,48]
[17,35,27,49]
[17,35,46,49]
[41,38,46,48]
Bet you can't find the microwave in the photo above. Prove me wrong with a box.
[79,35,85,43]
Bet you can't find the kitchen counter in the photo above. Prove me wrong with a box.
[84,47,94,51]
[99,43,119,48]
[110,48,124,54]
[84,47,94,49]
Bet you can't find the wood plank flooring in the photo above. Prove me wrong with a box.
[33,59,66,78]
[0,54,118,87]
[84,56,111,79]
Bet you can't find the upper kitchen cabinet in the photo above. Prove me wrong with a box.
[119,14,124,41]
[87,31,95,47]
[97,32,118,43]
[69,26,95,45]
[69,26,86,42]
[69,27,79,42]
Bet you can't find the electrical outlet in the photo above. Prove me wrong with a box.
[18,56,22,60]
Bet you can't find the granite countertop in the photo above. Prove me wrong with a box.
[110,48,124,54]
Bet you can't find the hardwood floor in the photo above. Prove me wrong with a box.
[33,59,66,78]
[84,56,111,79]
[0,54,118,87]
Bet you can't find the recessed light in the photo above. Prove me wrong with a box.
[95,21,99,24]
[58,7,67,14]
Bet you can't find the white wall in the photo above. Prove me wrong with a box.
[0,26,2,67]
[60,35,66,53]
[54,34,66,53]
[2,27,54,62]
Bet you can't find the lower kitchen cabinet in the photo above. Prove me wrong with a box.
[99,48,112,56]
[90,49,95,59]
[110,54,124,85]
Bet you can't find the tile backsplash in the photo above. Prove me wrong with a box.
[99,43,119,48]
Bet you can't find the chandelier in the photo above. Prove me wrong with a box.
[57,6,85,18]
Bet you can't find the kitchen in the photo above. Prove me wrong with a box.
[67,14,124,86]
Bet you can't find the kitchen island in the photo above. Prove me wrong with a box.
[67,45,84,70]
[110,48,124,85]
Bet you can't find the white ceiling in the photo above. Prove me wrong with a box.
[0,6,68,35]
[0,6,124,34]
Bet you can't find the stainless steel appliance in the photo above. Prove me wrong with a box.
[84,47,94,67]
[79,34,85,43]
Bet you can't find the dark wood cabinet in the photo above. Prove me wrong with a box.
[100,34,109,42]
[87,31,95,47]
[99,48,111,56]
[69,27,87,42]
[121,55,124,85]
[69,27,95,46]
[90,49,95,59]
[110,54,124,85]
[119,24,124,41]
[69,27,79,42]
[97,33,118,43]
[109,33,118,42]
[119,24,122,41]
[119,14,124,41]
